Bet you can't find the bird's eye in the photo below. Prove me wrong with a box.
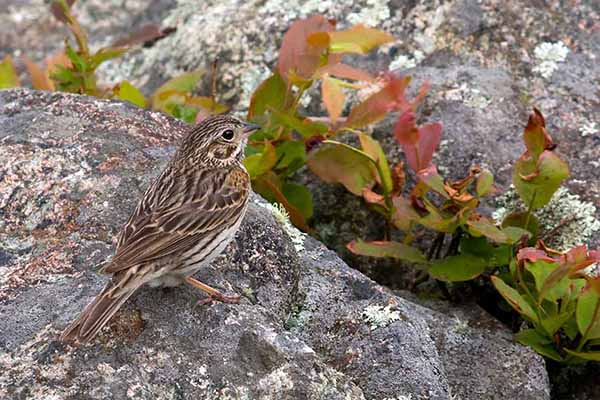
[222,129,235,141]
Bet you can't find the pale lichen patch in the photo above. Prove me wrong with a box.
[362,304,400,330]
[532,41,569,79]
[256,200,306,252]
[493,186,600,251]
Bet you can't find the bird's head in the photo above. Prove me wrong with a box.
[178,115,260,167]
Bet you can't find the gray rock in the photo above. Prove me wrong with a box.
[0,89,550,399]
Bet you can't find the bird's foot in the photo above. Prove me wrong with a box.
[185,276,240,305]
[196,291,241,306]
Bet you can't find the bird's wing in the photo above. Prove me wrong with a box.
[101,167,249,274]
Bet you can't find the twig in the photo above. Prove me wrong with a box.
[210,59,219,112]
[541,216,579,242]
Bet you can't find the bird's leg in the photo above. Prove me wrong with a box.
[184,276,241,304]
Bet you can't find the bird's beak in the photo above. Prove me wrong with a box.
[242,122,261,135]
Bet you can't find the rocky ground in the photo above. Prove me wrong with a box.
[0,0,599,399]
[0,89,551,399]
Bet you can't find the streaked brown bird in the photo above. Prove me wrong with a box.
[60,115,259,343]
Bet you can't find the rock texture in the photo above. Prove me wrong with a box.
[0,89,550,399]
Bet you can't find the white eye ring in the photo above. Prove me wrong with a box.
[222,129,235,141]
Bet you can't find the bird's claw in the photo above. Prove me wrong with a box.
[196,292,241,306]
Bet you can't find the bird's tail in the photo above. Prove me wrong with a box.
[60,281,140,343]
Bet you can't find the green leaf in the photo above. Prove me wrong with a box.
[248,72,288,120]
[466,217,510,244]
[347,239,427,263]
[271,111,328,138]
[186,96,229,115]
[65,42,86,71]
[513,150,569,210]
[563,317,580,340]
[281,182,313,219]
[515,329,563,361]
[459,237,512,267]
[49,64,75,83]
[515,328,552,345]
[115,81,146,107]
[491,276,538,322]
[541,311,574,336]
[391,196,420,231]
[501,212,539,239]
[524,259,567,303]
[177,105,199,124]
[576,287,600,339]
[307,141,376,196]
[417,165,450,199]
[418,201,459,233]
[152,69,205,110]
[476,169,494,197]
[275,140,306,176]
[428,253,488,282]
[502,226,533,244]
[244,142,277,178]
[0,56,20,89]
[359,133,393,194]
[328,25,394,54]
[564,349,600,361]
[90,46,127,69]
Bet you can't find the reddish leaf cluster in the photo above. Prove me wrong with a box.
[395,111,442,172]
[513,108,569,209]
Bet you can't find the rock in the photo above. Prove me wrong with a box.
[0,89,550,399]
[399,292,552,400]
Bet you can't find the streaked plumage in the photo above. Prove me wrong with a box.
[60,115,259,343]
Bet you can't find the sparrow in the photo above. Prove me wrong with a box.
[60,115,259,342]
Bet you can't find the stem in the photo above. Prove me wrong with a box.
[427,233,445,261]
[541,216,578,242]
[290,83,310,111]
[515,261,542,321]
[575,297,600,352]
[210,59,219,112]
[523,190,537,233]
[444,229,462,258]
[436,280,452,300]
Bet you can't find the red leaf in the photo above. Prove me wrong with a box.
[391,161,406,194]
[517,247,558,264]
[362,187,386,206]
[22,56,54,91]
[316,63,374,81]
[255,172,311,232]
[112,24,172,47]
[411,80,430,110]
[278,16,335,81]
[321,76,345,124]
[344,76,412,129]
[415,122,443,171]
[394,111,419,145]
[395,111,442,172]
[50,0,76,24]
[563,246,600,275]
[523,108,554,159]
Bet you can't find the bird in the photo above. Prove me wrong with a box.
[60,115,260,343]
